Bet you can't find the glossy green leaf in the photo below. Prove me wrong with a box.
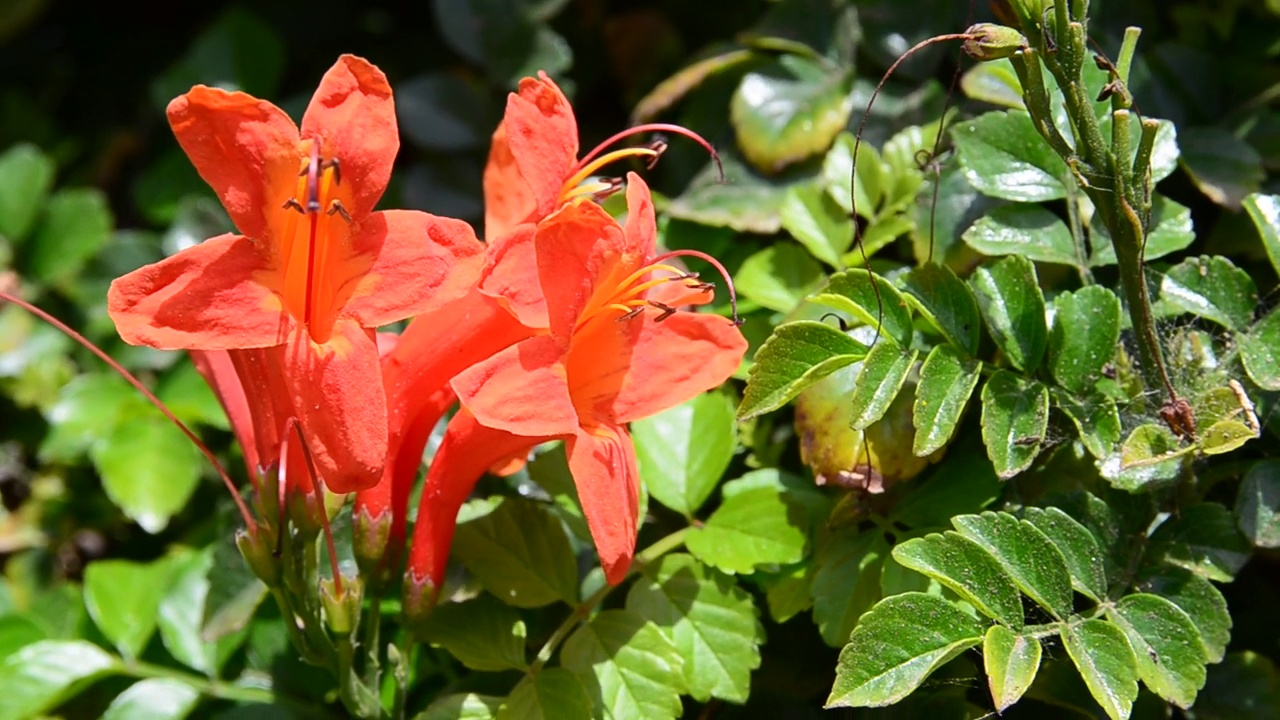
[970,255,1047,372]
[28,188,113,285]
[632,48,756,123]
[0,143,54,241]
[892,450,1003,529]
[1062,619,1139,720]
[157,549,217,674]
[561,610,685,720]
[738,320,867,420]
[454,498,578,608]
[1089,196,1195,266]
[0,616,46,662]
[1108,594,1207,708]
[1178,127,1264,209]
[90,414,202,534]
[633,391,737,517]
[1136,566,1231,664]
[1236,460,1280,548]
[38,373,139,463]
[525,444,590,543]
[961,204,1077,265]
[779,182,853,267]
[201,533,267,642]
[1021,507,1108,601]
[960,62,1023,109]
[686,484,808,575]
[892,531,1023,627]
[84,558,171,661]
[822,132,884,220]
[156,361,231,431]
[980,371,1049,478]
[422,594,528,672]
[952,111,1069,202]
[499,667,591,720]
[809,268,914,347]
[735,242,826,312]
[826,593,984,707]
[984,625,1041,712]
[668,154,796,235]
[912,344,981,456]
[811,528,889,647]
[901,263,981,356]
[952,512,1074,619]
[420,693,504,720]
[626,554,762,703]
[0,640,120,720]
[1049,286,1122,395]
[1243,192,1280,277]
[849,341,917,430]
[1055,391,1123,460]
[730,56,853,173]
[763,563,813,624]
[1150,503,1251,582]
[1154,256,1257,332]
[101,678,201,720]
[1200,420,1256,456]
[1242,307,1280,391]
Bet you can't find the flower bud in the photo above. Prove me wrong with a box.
[235,527,280,587]
[320,575,362,636]
[353,506,393,582]
[402,572,441,629]
[963,23,1027,62]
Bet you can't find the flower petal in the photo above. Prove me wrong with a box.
[534,201,632,344]
[452,335,579,438]
[621,173,658,259]
[167,88,300,240]
[482,121,538,242]
[343,210,486,328]
[301,54,397,221]
[567,423,640,585]
[477,223,548,329]
[189,349,259,476]
[226,346,291,474]
[108,233,289,350]
[501,73,579,223]
[283,318,387,493]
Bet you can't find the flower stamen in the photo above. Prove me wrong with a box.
[558,142,664,202]
[572,123,723,183]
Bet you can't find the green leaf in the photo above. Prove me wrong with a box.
[734,242,825,312]
[763,563,813,624]
[1178,127,1264,209]
[201,533,267,642]
[632,48,756,124]
[454,497,579,608]
[962,204,1077,265]
[1194,651,1280,720]
[983,625,1041,712]
[1237,460,1280,548]
[779,182,853,267]
[158,549,218,674]
[811,529,889,647]
[1242,308,1280,391]
[969,255,1047,372]
[1089,196,1195,266]
[157,361,232,431]
[668,154,796,235]
[1200,420,1256,456]
[810,268,914,347]
[960,62,1024,109]
[101,678,201,720]
[27,188,113,285]
[1136,566,1231,665]
[952,512,1074,619]
[0,616,46,662]
[561,610,684,720]
[822,132,884,220]
[1062,619,1139,720]
[626,554,762,703]
[0,640,120,720]
[150,7,284,108]
[431,0,571,89]
[1150,503,1251,582]
[892,449,1003,529]
[84,559,171,661]
[38,373,139,463]
[0,143,55,242]
[730,56,853,173]
[952,111,1069,202]
[1054,391,1123,460]
[1110,424,1189,490]
[901,263,981,357]
[826,593,984,707]
[397,72,493,152]
[892,531,1023,627]
[420,693,504,720]
[738,320,867,420]
[686,483,808,575]
[912,345,981,456]
[1048,286,1121,395]
[849,341,917,430]
[499,667,591,720]
[1154,256,1257,332]
[1107,594,1207,708]
[1243,192,1280,278]
[1021,507,1107,602]
[421,594,528,672]
[90,414,203,534]
[633,391,736,518]
[980,371,1049,478]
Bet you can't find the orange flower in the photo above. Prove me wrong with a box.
[404,175,746,611]
[108,55,484,493]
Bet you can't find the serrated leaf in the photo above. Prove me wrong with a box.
[1242,308,1280,391]
[1054,391,1122,460]
[901,263,981,357]
[912,344,981,456]
[686,485,808,575]
[1136,566,1231,664]
[1089,196,1195,266]
[953,512,1074,619]
[561,610,684,720]
[730,56,854,173]
[826,593,984,707]
[499,667,591,720]
[892,531,1023,627]
[422,594,528,672]
[811,528,888,647]
[28,188,113,285]
[1107,594,1207,708]
[1243,192,1280,277]
[419,693,504,720]
[738,321,867,420]
[633,391,736,517]
[626,554,762,703]
[763,563,813,624]
[952,111,1069,202]
[1049,286,1122,395]
[91,415,203,534]
[849,341,917,430]
[84,559,171,661]
[1237,460,1280,548]
[970,255,1047,372]
[1021,507,1107,601]
[454,498,579,608]
[734,242,826,312]
[809,268,914,347]
[1062,619,1139,720]
[780,182,853,266]
[962,204,1078,265]
[892,450,1003,529]
[101,678,201,720]
[980,371,1049,478]
[984,625,1041,712]
[1154,256,1257,332]
[0,640,120,720]
[1150,503,1251,582]
[0,143,55,242]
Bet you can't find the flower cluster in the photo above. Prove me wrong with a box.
[107,55,746,618]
